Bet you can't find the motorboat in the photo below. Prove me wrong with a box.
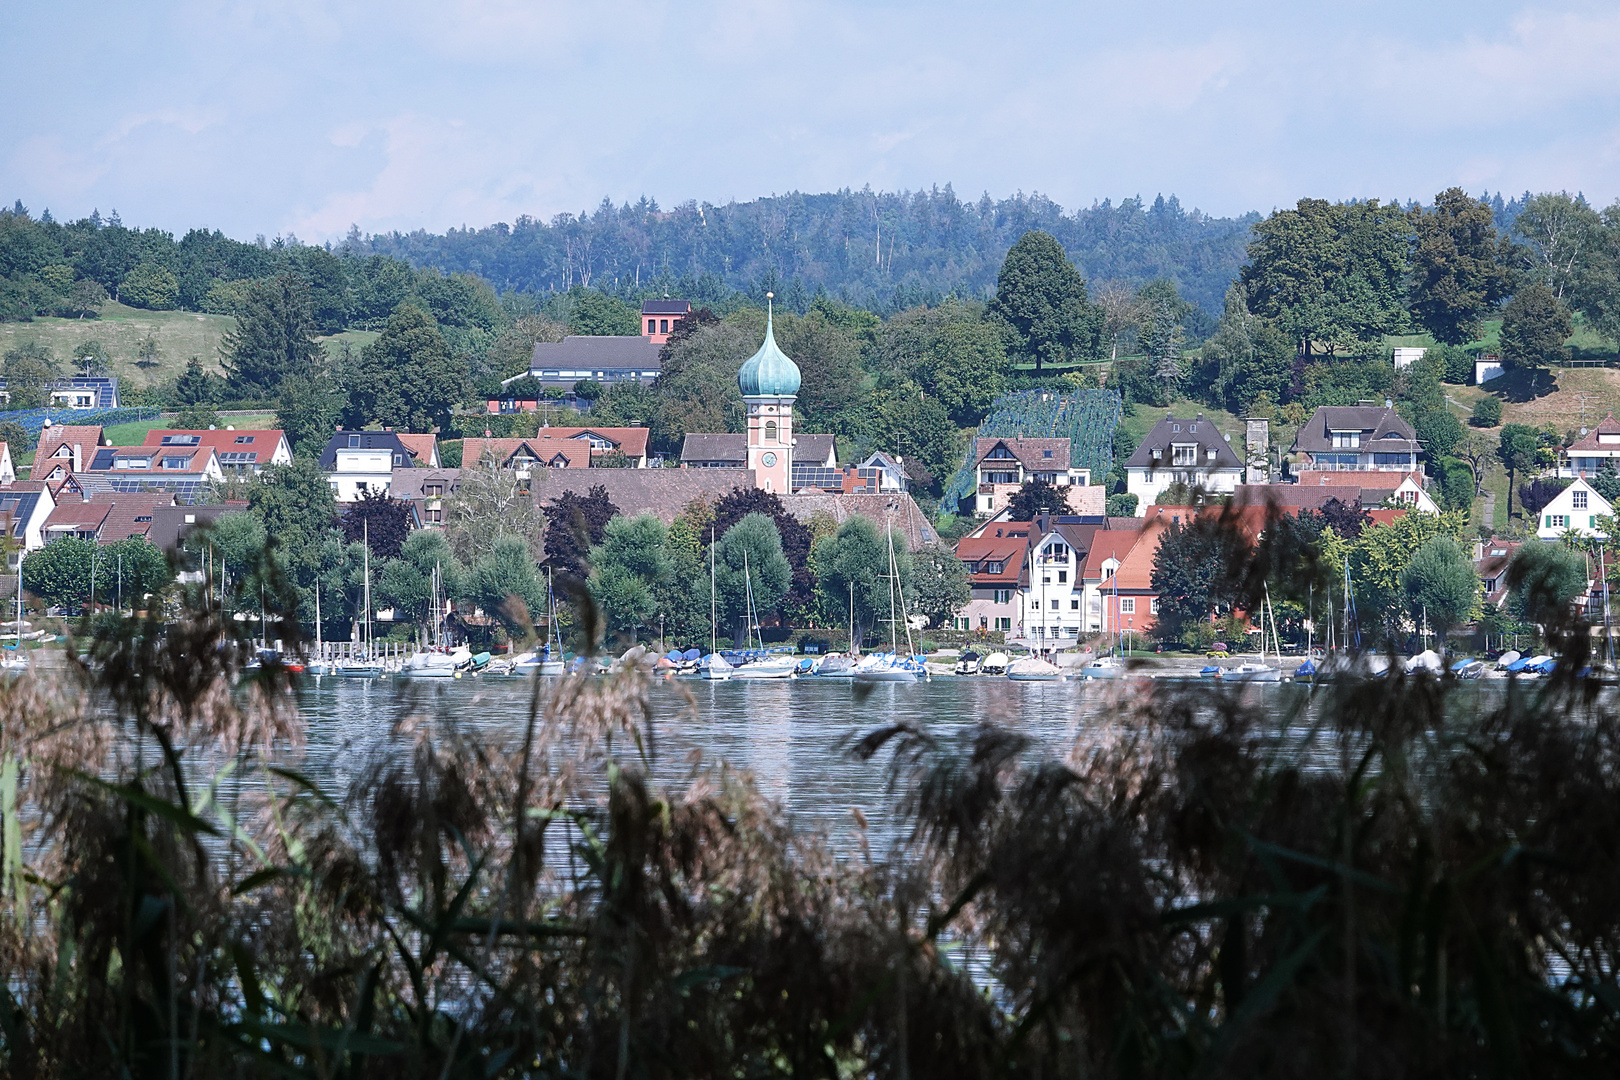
[1006,656,1062,681]
[794,657,820,675]
[332,657,384,678]
[1077,657,1124,680]
[1203,664,1231,679]
[979,651,1010,676]
[814,654,859,678]
[1450,658,1484,679]
[1404,650,1444,675]
[1494,650,1521,671]
[512,645,567,677]
[402,650,460,678]
[853,653,926,683]
[699,653,734,681]
[953,651,981,676]
[1225,662,1281,683]
[0,646,28,673]
[732,655,798,680]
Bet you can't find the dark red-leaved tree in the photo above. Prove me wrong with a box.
[542,484,619,584]
[340,489,413,559]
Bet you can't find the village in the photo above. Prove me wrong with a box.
[0,293,1610,680]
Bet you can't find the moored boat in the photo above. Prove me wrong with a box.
[1006,656,1062,681]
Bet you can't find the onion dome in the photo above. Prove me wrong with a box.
[737,296,801,397]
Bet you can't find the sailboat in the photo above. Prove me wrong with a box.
[699,528,735,680]
[335,521,383,677]
[511,567,567,676]
[307,579,332,676]
[1227,584,1282,683]
[2,551,27,673]
[854,520,926,683]
[814,581,860,677]
[731,549,797,680]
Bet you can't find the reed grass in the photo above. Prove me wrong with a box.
[0,542,1618,1077]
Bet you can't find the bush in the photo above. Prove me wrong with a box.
[118,261,179,310]
[1106,493,1139,517]
[1471,395,1503,427]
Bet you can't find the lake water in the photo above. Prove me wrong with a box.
[292,674,1319,851]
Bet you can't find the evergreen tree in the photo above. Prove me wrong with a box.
[222,273,321,394]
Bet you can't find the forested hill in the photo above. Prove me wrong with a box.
[353,188,1262,315]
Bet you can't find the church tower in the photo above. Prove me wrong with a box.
[737,293,800,493]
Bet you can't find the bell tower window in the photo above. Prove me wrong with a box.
[765,420,777,443]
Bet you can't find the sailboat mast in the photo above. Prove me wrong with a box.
[709,528,716,656]
[363,518,371,658]
[886,524,898,653]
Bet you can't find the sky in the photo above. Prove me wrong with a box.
[3,0,1618,243]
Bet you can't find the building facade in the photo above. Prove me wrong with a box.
[1123,415,1245,509]
[1290,405,1423,473]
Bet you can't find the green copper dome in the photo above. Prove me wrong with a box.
[737,304,801,398]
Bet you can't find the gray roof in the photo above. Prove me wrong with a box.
[641,300,691,315]
[974,437,1072,472]
[530,336,663,372]
[1124,415,1244,470]
[528,468,756,526]
[680,433,746,464]
[794,433,836,466]
[390,468,463,500]
[1290,406,1419,455]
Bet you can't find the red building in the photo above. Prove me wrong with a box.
[641,299,691,344]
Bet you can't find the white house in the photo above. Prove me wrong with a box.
[1393,347,1427,370]
[319,430,436,503]
[1123,415,1245,510]
[970,437,1090,515]
[1536,478,1612,541]
[1560,414,1620,478]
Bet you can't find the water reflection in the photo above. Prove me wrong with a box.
[288,675,1321,851]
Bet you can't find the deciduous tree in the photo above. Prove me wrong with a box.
[472,536,545,638]
[343,304,462,432]
[1500,283,1574,373]
[990,230,1102,372]
[1400,535,1480,640]
[714,513,790,645]
[340,489,413,560]
[1409,188,1510,344]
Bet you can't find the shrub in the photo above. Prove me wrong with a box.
[1471,395,1503,427]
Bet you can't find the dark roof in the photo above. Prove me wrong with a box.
[1124,415,1244,470]
[1290,406,1419,455]
[680,433,746,464]
[527,468,756,525]
[641,300,691,316]
[794,433,836,465]
[318,430,418,469]
[147,502,247,554]
[530,336,663,372]
[389,469,464,500]
[973,437,1072,471]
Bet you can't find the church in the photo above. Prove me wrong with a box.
[524,296,942,549]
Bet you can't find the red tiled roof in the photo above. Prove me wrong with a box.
[395,433,438,465]
[1567,413,1620,453]
[31,425,106,479]
[954,536,1026,585]
[141,429,288,462]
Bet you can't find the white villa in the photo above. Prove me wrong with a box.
[1536,478,1612,541]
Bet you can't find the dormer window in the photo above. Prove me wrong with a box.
[1042,449,1052,458]
[1172,424,1181,433]
[348,435,361,448]
[235,435,254,444]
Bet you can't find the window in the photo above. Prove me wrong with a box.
[1050,599,1059,610]
[1172,424,1181,433]
[356,482,368,493]
[1042,449,1052,458]
[162,456,189,469]
[660,319,669,333]
[235,435,254,444]
[1120,598,1136,614]
[979,616,988,629]
[1547,515,1569,528]
[1332,430,1361,449]
[426,508,442,523]
[1045,542,1070,561]
[986,561,1003,575]
[1172,444,1197,466]
[348,435,361,447]
[993,589,1011,604]
[1057,570,1067,583]
[1574,489,1589,510]
[996,617,1012,631]
[1031,599,1040,610]
[426,484,443,498]
[1070,598,1080,610]
[160,434,200,446]
[647,320,656,334]
[1150,598,1160,614]
[765,420,777,442]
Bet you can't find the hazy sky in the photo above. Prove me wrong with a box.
[4,0,1618,242]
